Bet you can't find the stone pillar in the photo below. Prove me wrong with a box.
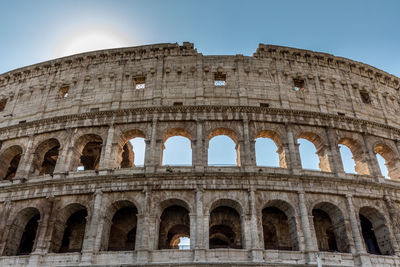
[81,189,104,264]
[193,185,205,261]
[53,128,75,176]
[326,128,345,175]
[249,189,263,261]
[193,120,204,172]
[297,191,316,264]
[145,117,158,173]
[98,123,116,172]
[384,196,400,255]
[0,200,12,255]
[362,133,381,179]
[137,187,152,263]
[242,118,255,171]
[345,195,372,267]
[15,135,35,179]
[203,215,210,249]
[28,196,55,267]
[286,124,302,173]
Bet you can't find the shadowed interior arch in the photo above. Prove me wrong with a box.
[117,129,146,168]
[158,204,190,249]
[0,145,23,180]
[3,207,40,256]
[31,138,60,175]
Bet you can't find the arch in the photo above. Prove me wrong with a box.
[3,207,40,256]
[116,129,146,168]
[50,203,88,253]
[374,143,400,179]
[30,138,61,175]
[104,200,138,251]
[339,138,370,175]
[72,134,103,171]
[255,130,286,168]
[158,201,190,249]
[312,202,349,253]
[0,145,23,180]
[208,128,240,166]
[359,206,394,255]
[298,132,331,172]
[161,128,192,166]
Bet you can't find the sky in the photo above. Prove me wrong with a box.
[1,0,396,178]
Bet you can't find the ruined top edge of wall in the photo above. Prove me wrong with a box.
[0,42,399,88]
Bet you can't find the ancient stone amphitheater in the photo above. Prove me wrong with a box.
[0,42,399,267]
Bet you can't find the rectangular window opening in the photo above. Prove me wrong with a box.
[214,73,226,86]
[360,91,372,104]
[293,79,304,91]
[134,76,146,90]
[173,102,183,106]
[260,103,270,108]
[58,86,69,98]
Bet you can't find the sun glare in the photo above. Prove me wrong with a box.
[53,26,134,58]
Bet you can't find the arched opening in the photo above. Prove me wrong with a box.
[313,209,338,252]
[50,204,88,253]
[255,130,286,168]
[158,204,190,249]
[0,145,23,180]
[359,207,393,255]
[208,128,239,166]
[312,203,349,253]
[73,134,103,171]
[3,207,40,256]
[117,130,146,168]
[107,205,138,251]
[262,200,298,251]
[161,128,192,166]
[298,132,330,172]
[262,207,291,250]
[374,143,400,179]
[209,200,242,249]
[31,138,60,175]
[339,138,370,175]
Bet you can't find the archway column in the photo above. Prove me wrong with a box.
[285,124,301,173]
[326,128,345,175]
[193,120,204,172]
[0,201,13,255]
[362,133,382,179]
[345,195,372,267]
[297,191,317,264]
[15,136,34,179]
[136,187,152,263]
[145,117,158,172]
[194,186,205,261]
[98,124,116,172]
[81,190,104,264]
[384,196,400,255]
[242,118,255,171]
[248,189,263,262]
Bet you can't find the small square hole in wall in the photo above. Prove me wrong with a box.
[214,73,226,86]
[293,79,305,91]
[260,103,269,108]
[0,99,7,112]
[134,76,146,90]
[360,90,372,104]
[58,86,69,98]
[173,102,183,106]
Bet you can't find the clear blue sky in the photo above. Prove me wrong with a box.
[0,0,399,77]
[1,0,395,177]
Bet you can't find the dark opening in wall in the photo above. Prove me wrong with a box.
[293,78,305,91]
[134,76,146,90]
[214,73,226,86]
[173,102,183,106]
[360,90,372,104]
[260,103,269,108]
[0,99,7,111]
[58,86,69,98]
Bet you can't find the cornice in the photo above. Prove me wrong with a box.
[0,105,399,139]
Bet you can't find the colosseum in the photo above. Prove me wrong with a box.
[0,42,399,267]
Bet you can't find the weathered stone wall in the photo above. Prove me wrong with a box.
[0,43,399,266]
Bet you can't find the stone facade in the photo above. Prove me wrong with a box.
[0,42,399,266]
